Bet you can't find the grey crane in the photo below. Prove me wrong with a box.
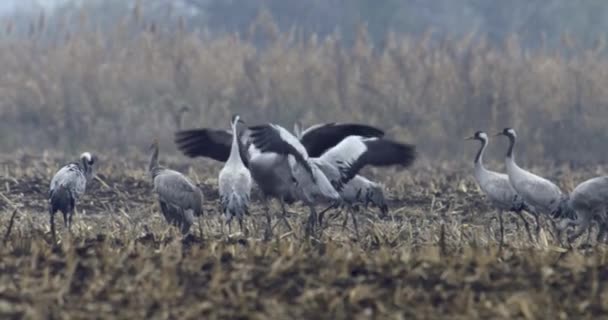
[174,121,384,238]
[218,115,252,234]
[495,128,574,234]
[248,124,416,237]
[558,176,608,244]
[148,139,203,235]
[317,174,388,238]
[294,121,390,238]
[465,131,534,246]
[49,152,97,244]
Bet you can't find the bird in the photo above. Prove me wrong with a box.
[558,176,608,244]
[465,131,534,246]
[218,114,252,234]
[248,123,416,237]
[48,152,97,244]
[174,120,385,238]
[148,139,203,235]
[294,121,390,238]
[495,128,575,235]
[316,174,389,238]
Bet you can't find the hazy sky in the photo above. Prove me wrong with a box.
[0,0,68,13]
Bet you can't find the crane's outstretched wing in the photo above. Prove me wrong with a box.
[320,136,416,187]
[248,123,314,178]
[174,128,249,167]
[299,123,385,158]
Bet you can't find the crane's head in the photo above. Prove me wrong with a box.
[293,120,303,138]
[148,138,160,153]
[231,114,245,125]
[495,127,516,139]
[80,152,96,166]
[464,131,488,142]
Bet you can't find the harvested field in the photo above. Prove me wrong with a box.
[0,153,607,319]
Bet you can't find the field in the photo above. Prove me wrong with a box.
[1,6,608,319]
[0,152,607,319]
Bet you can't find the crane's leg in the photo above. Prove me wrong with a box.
[569,217,590,244]
[49,209,57,245]
[238,218,244,234]
[498,211,505,249]
[341,208,349,231]
[516,211,533,242]
[305,206,317,238]
[317,202,338,228]
[531,211,542,234]
[62,211,69,228]
[279,199,292,231]
[68,209,74,232]
[198,215,204,239]
[350,207,360,240]
[262,197,272,240]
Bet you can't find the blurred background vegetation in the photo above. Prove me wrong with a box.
[1,0,608,166]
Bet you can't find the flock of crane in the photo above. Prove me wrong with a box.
[46,118,608,248]
[466,128,608,247]
[48,116,416,243]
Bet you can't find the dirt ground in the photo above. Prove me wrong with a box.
[0,152,607,319]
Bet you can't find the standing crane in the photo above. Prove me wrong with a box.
[495,128,575,236]
[558,176,608,244]
[248,124,416,237]
[148,139,203,235]
[465,131,534,247]
[218,115,252,234]
[174,120,384,238]
[49,152,97,244]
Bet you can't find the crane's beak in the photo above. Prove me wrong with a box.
[493,132,504,137]
[464,136,475,141]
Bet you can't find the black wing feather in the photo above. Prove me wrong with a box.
[174,128,249,168]
[248,124,315,179]
[339,139,416,185]
[301,123,385,157]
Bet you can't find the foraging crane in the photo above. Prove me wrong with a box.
[218,115,252,234]
[465,131,534,246]
[495,128,574,232]
[49,152,97,244]
[317,175,388,238]
[148,139,203,235]
[174,121,384,237]
[558,176,608,244]
[294,121,389,238]
[248,123,416,236]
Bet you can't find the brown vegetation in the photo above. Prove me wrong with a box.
[0,10,607,164]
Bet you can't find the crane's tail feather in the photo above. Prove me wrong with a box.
[49,186,73,215]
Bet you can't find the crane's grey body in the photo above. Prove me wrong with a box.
[559,176,608,242]
[149,141,203,235]
[48,152,96,243]
[249,125,416,237]
[218,115,252,232]
[497,128,574,223]
[466,131,533,245]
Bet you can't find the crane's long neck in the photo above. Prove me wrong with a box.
[505,135,516,162]
[474,139,487,167]
[148,145,161,178]
[227,122,242,165]
[80,158,94,182]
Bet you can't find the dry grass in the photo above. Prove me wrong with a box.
[0,153,608,319]
[0,10,608,164]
